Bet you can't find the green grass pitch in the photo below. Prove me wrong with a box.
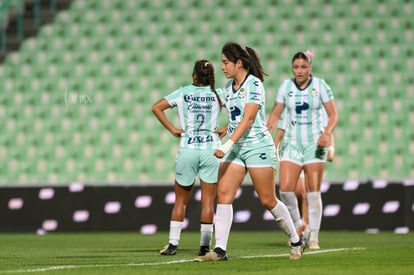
[0,231,413,274]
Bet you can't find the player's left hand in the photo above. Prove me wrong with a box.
[317,132,330,147]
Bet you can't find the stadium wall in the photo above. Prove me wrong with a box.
[0,181,413,233]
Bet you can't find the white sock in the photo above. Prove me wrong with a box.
[280,191,303,230]
[307,192,322,242]
[270,201,299,244]
[169,221,182,246]
[304,221,310,240]
[200,223,213,247]
[214,204,233,251]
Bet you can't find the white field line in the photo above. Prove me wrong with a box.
[0,247,366,274]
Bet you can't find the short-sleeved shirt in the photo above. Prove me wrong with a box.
[275,76,334,145]
[164,85,222,149]
[278,107,329,131]
[220,74,273,147]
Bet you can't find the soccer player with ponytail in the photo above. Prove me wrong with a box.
[267,50,338,250]
[152,59,226,256]
[195,42,305,262]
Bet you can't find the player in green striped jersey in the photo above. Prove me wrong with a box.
[196,42,304,262]
[273,108,335,246]
[267,50,338,250]
[152,60,226,256]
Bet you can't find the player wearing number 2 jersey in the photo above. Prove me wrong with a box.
[267,50,338,250]
[152,59,226,257]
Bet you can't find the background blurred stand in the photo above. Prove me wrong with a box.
[0,0,72,63]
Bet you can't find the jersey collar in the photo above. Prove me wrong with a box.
[293,75,313,91]
[232,74,250,93]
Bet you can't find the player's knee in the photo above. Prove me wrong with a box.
[260,195,276,209]
[216,191,235,204]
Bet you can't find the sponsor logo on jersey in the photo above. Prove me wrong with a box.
[184,94,216,102]
[238,88,245,99]
[259,153,267,160]
[295,102,309,114]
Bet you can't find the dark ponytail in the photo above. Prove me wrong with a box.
[193,59,221,107]
[193,59,215,91]
[221,42,267,82]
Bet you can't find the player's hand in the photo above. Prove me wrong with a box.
[214,149,225,159]
[214,139,234,158]
[171,128,185,138]
[327,147,335,162]
[317,132,330,147]
[214,126,228,139]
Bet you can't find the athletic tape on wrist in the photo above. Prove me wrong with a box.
[218,139,234,154]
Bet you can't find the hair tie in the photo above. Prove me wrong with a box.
[204,62,209,67]
[303,50,313,64]
[242,45,250,57]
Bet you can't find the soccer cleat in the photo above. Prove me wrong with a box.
[160,243,177,255]
[308,240,320,250]
[289,241,305,260]
[198,245,210,256]
[194,247,228,262]
[287,234,307,248]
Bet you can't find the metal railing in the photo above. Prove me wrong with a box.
[0,0,57,54]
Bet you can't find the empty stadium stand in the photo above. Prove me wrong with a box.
[0,0,413,184]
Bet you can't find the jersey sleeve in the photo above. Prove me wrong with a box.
[319,79,334,103]
[246,77,264,104]
[276,80,288,104]
[277,109,288,130]
[164,88,182,107]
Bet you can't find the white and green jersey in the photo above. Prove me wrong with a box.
[277,109,287,130]
[165,85,221,149]
[278,107,328,131]
[276,76,334,145]
[221,74,272,146]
